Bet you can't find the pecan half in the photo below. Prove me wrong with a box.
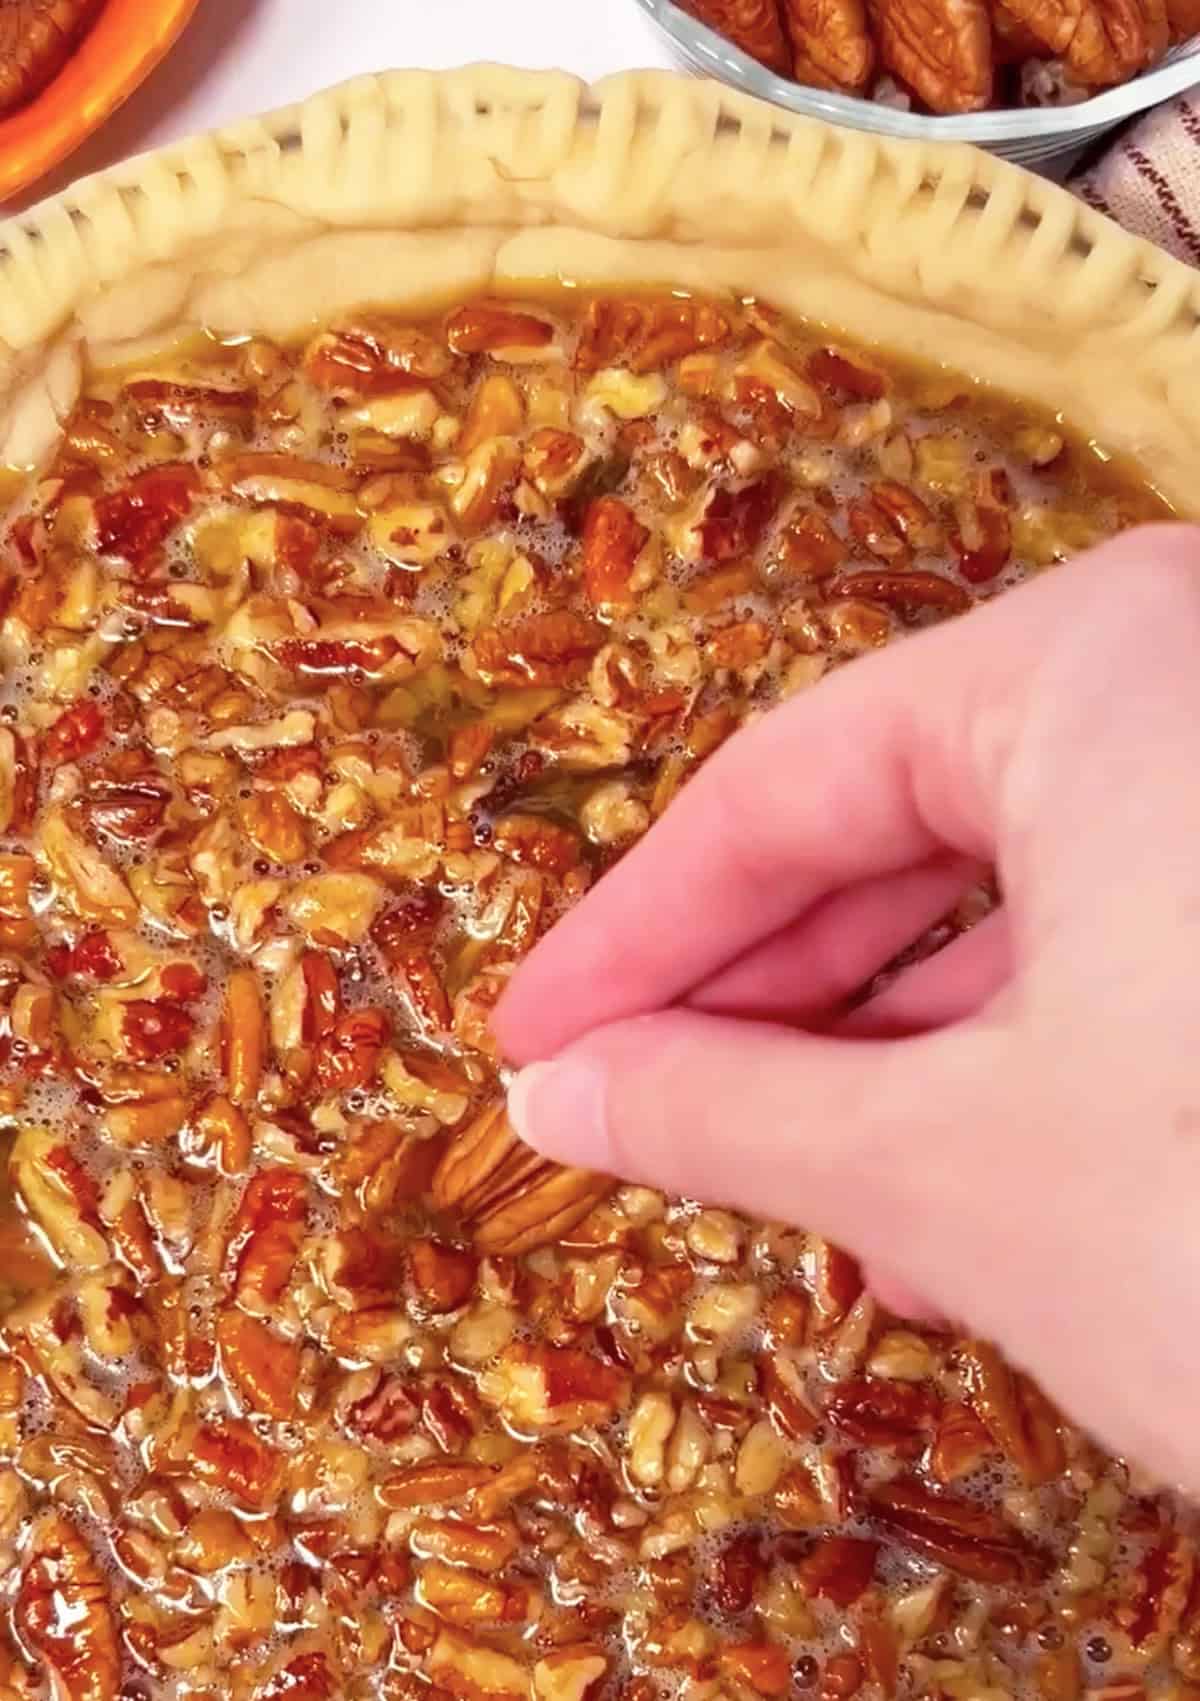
[433,1100,610,1254]
[868,0,994,112]
[1167,0,1200,35]
[781,0,875,88]
[683,0,794,71]
[994,0,1082,54]
[1066,0,1154,81]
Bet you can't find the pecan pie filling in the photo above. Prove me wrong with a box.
[0,292,1180,1701]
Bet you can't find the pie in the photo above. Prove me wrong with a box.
[0,67,1198,1701]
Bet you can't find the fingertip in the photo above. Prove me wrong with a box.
[507,1056,612,1170]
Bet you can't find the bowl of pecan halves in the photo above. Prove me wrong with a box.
[635,0,1200,161]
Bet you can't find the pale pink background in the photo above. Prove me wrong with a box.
[15,0,675,206]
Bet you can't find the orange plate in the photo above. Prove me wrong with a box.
[0,0,201,202]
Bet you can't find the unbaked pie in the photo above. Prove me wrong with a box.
[0,66,1198,1701]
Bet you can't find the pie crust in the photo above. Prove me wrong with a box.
[0,67,1198,508]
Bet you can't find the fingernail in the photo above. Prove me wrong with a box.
[507,1058,610,1169]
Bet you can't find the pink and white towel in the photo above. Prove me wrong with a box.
[1073,92,1200,267]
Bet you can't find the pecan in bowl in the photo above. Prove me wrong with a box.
[664,0,1196,120]
[0,0,99,115]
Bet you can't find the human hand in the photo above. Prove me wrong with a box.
[494,524,1200,1491]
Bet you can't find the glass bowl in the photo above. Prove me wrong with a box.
[633,0,1200,165]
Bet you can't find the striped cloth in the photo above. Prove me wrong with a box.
[1073,93,1200,267]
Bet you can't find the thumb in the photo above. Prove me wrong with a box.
[507,1008,1028,1324]
[508,1010,1200,1493]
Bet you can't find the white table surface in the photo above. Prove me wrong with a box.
[16,0,677,207]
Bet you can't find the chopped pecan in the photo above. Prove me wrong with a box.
[94,465,200,571]
[954,468,1014,583]
[929,1398,994,1482]
[471,610,604,689]
[492,812,581,876]
[576,296,732,375]
[480,1342,631,1432]
[254,1651,338,1701]
[526,428,587,496]
[459,373,526,455]
[719,1643,792,1697]
[390,947,453,1036]
[42,700,105,766]
[761,1353,818,1439]
[17,1512,121,1701]
[695,473,786,563]
[421,1558,534,1627]
[83,770,171,843]
[825,1377,936,1452]
[582,497,649,611]
[795,1535,880,1607]
[10,1128,108,1267]
[869,1478,1046,1583]
[959,1339,1064,1483]
[778,507,847,578]
[193,1095,252,1176]
[220,967,265,1108]
[313,1007,389,1093]
[304,318,451,395]
[124,378,256,425]
[428,1629,528,1701]
[379,1459,495,1509]
[446,302,555,355]
[216,1309,301,1419]
[1114,1532,1196,1651]
[411,1514,520,1573]
[808,348,887,401]
[807,1238,863,1331]
[708,1530,764,1614]
[238,790,309,863]
[226,1167,308,1304]
[409,1238,477,1313]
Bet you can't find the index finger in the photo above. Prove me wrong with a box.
[494,563,1017,1064]
[493,526,1200,1065]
